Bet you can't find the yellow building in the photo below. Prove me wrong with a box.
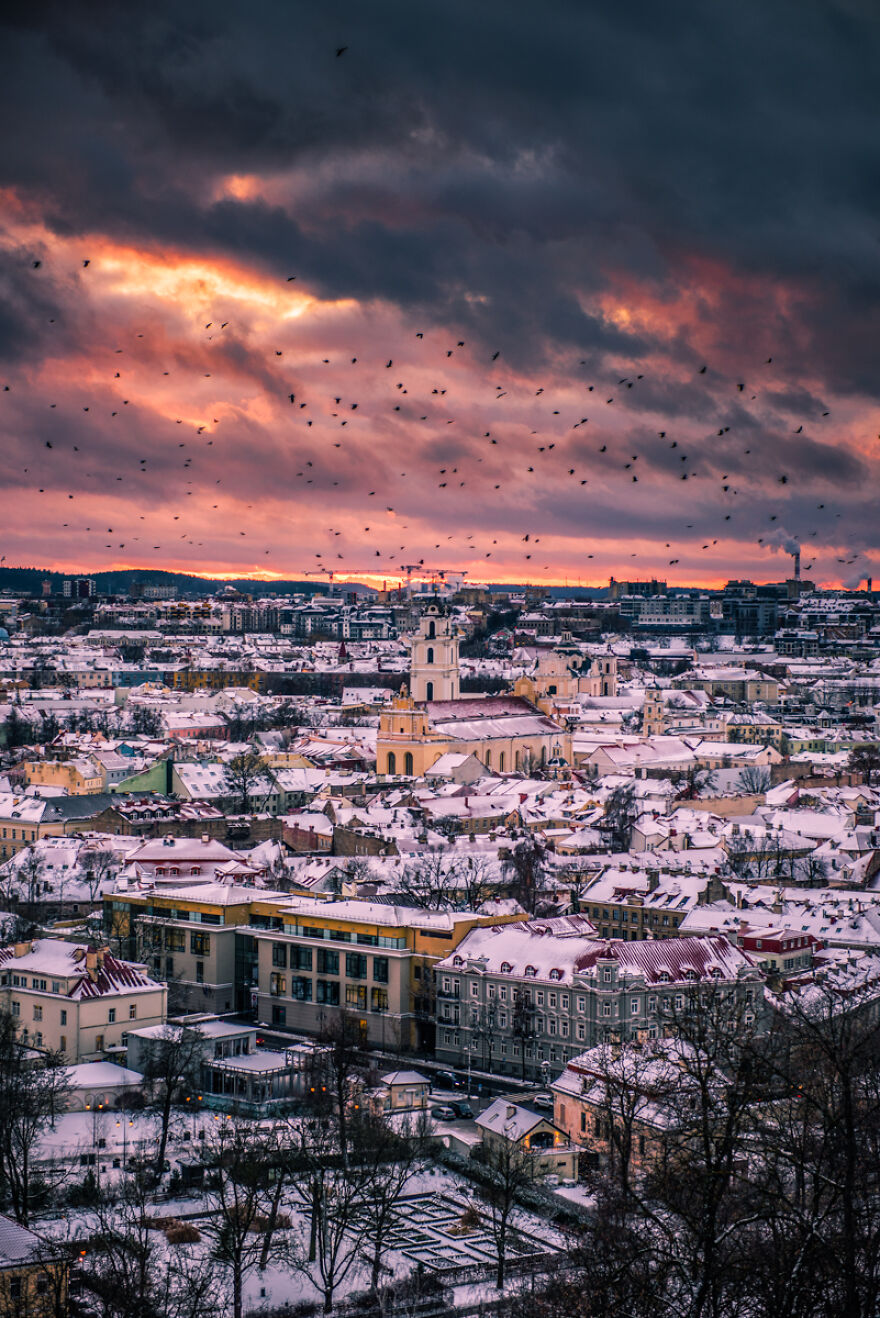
[248,894,527,1051]
[0,1214,68,1318]
[377,606,573,777]
[22,758,103,796]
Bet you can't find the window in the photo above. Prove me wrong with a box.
[346,953,368,979]
[129,1004,137,1020]
[291,946,313,971]
[108,1008,116,1024]
[631,1000,640,1015]
[95,1034,104,1051]
[561,994,569,1009]
[499,985,507,1000]
[51,981,61,994]
[549,969,562,982]
[426,647,434,664]
[602,1003,611,1018]
[60,1035,67,1053]
[404,752,414,776]
[11,1002,19,1018]
[60,1010,67,1026]
[371,987,388,1012]
[33,978,47,991]
[675,995,684,1010]
[317,948,339,975]
[549,993,557,1008]
[190,932,210,957]
[291,976,312,1001]
[272,1005,286,1026]
[195,961,204,984]
[603,969,612,983]
[373,956,389,983]
[272,944,287,968]
[426,681,434,701]
[577,996,585,1011]
[346,984,367,1009]
[500,962,512,974]
[317,980,340,1005]
[386,752,396,775]
[270,973,287,997]
[470,983,479,998]
[576,1022,585,1041]
[487,984,495,999]
[33,1005,42,1021]
[34,1032,43,1047]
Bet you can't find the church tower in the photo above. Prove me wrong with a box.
[409,604,460,703]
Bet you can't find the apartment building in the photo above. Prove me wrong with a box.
[0,939,166,1062]
[247,895,526,1051]
[433,919,763,1081]
[105,883,291,1015]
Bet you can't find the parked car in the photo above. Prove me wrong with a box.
[448,1100,474,1119]
[432,1069,462,1090]
[430,1104,458,1120]
[531,1092,554,1111]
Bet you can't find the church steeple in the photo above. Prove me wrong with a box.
[409,604,459,703]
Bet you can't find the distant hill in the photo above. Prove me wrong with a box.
[0,565,374,598]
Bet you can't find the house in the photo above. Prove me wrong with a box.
[380,1069,430,1111]
[0,1214,68,1317]
[552,1039,717,1174]
[63,1060,145,1111]
[476,1098,578,1180]
[0,940,166,1062]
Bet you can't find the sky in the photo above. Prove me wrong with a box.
[1,0,879,590]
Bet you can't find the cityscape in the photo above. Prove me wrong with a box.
[2,3,880,1317]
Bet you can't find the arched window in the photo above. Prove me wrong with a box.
[525,965,537,978]
[428,620,436,639]
[426,681,434,701]
[404,752,414,776]
[426,647,434,664]
[515,751,521,771]
[540,745,547,765]
[499,752,505,773]
[485,750,492,768]
[386,752,396,775]
[549,968,563,981]
[500,962,513,974]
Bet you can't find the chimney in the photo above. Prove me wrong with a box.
[506,1104,517,1119]
[13,942,33,958]
[794,550,801,581]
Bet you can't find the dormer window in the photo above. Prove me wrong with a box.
[657,971,670,983]
[500,962,512,974]
[524,965,537,978]
[453,956,463,967]
[549,968,562,981]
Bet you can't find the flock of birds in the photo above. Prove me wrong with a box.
[2,249,863,582]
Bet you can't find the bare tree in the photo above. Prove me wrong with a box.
[0,1012,69,1226]
[222,750,270,814]
[82,847,117,901]
[140,1023,205,1177]
[199,1124,288,1318]
[502,833,549,914]
[78,1183,218,1318]
[351,1109,427,1295]
[736,765,772,795]
[478,1136,536,1289]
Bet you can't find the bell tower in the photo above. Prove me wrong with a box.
[409,604,459,703]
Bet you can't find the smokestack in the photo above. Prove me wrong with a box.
[793,550,801,581]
